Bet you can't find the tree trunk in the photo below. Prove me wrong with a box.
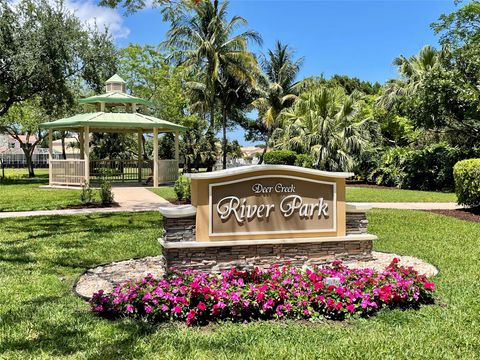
[61,132,67,159]
[141,134,146,160]
[22,145,35,177]
[258,132,270,165]
[222,108,227,170]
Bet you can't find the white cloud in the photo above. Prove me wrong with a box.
[66,0,130,39]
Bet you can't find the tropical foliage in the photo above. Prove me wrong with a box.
[273,86,372,172]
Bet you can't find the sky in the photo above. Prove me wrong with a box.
[66,0,459,144]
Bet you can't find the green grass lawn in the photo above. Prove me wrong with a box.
[0,169,85,212]
[346,186,457,202]
[0,210,479,359]
[149,186,177,202]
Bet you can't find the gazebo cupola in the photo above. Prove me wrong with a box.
[105,74,126,93]
[39,74,186,188]
[78,74,152,114]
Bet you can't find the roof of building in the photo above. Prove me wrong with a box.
[79,92,153,106]
[39,112,186,132]
[106,74,126,83]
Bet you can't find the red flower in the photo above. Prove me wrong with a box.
[424,282,435,291]
[197,301,207,311]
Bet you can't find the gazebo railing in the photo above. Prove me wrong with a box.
[90,159,152,182]
[51,159,85,186]
[49,158,179,186]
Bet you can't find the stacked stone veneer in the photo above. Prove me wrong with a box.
[159,206,375,272]
[163,216,196,242]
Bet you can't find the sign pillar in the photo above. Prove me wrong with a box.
[153,128,159,188]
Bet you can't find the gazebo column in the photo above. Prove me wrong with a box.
[153,128,159,188]
[174,131,179,163]
[84,126,90,185]
[48,129,53,186]
[138,131,143,182]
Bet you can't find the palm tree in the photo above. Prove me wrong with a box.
[217,72,257,169]
[274,86,370,172]
[378,45,443,109]
[252,41,303,163]
[165,0,261,133]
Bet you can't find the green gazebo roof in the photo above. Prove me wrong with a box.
[79,92,153,106]
[39,112,186,132]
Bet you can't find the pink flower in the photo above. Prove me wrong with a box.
[197,302,207,311]
[346,304,355,313]
[144,305,153,314]
[172,305,182,313]
[125,304,134,313]
[424,282,435,291]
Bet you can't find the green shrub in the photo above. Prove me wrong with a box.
[174,177,185,201]
[80,182,94,204]
[453,159,480,207]
[100,179,114,205]
[401,143,464,191]
[295,154,314,168]
[184,178,191,204]
[367,147,407,187]
[264,150,298,165]
[367,143,480,191]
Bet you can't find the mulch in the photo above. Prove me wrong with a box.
[64,202,120,210]
[426,207,480,223]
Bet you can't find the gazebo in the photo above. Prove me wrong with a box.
[40,74,185,187]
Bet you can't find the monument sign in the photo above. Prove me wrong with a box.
[159,165,376,272]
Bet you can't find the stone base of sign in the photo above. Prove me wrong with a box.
[159,235,374,272]
[158,203,376,273]
[163,216,196,242]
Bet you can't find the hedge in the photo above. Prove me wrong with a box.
[367,143,480,191]
[453,159,480,207]
[264,150,298,165]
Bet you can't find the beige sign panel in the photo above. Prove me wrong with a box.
[209,175,336,236]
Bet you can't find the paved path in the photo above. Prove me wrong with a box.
[0,187,171,219]
[112,186,170,210]
[351,202,461,210]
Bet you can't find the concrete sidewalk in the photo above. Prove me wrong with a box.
[0,187,171,219]
[351,202,461,210]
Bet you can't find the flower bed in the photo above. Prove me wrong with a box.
[90,259,435,326]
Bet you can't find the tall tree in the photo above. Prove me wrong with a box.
[164,0,261,132]
[247,41,303,163]
[119,44,195,124]
[0,0,117,176]
[0,0,117,117]
[378,45,443,110]
[217,73,256,169]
